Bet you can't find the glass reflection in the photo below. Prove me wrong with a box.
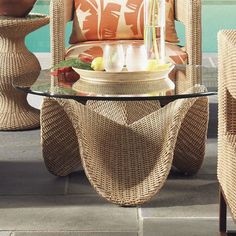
[13,65,217,100]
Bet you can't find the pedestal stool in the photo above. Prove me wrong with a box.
[0,14,49,130]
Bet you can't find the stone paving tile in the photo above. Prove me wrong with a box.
[0,130,40,148]
[0,160,66,195]
[136,128,217,222]
[68,171,97,195]
[0,196,138,232]
[0,232,12,236]
[0,145,42,162]
[209,95,217,103]
[140,176,218,218]
[14,232,137,236]
[0,129,67,195]
[202,57,212,67]
[0,130,41,162]
[211,57,218,67]
[202,53,217,58]
[141,218,234,236]
[198,138,217,175]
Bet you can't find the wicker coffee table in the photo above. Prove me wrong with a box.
[0,14,49,130]
[14,65,217,206]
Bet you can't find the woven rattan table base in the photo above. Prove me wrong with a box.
[0,14,49,130]
[41,87,209,206]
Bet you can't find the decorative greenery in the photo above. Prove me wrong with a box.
[52,58,93,71]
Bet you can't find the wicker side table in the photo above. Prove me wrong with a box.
[0,14,49,130]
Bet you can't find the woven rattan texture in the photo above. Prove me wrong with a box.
[175,0,202,66]
[44,0,203,176]
[0,14,49,130]
[218,30,236,221]
[86,100,162,125]
[173,95,209,175]
[41,0,208,195]
[41,98,82,176]
[50,0,65,66]
[41,86,208,206]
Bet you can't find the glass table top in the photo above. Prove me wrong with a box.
[13,65,217,102]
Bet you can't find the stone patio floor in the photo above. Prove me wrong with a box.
[0,54,234,235]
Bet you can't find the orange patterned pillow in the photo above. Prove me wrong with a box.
[69,0,179,44]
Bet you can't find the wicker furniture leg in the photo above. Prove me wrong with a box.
[172,65,209,175]
[0,15,49,130]
[52,87,207,206]
[41,98,82,176]
[219,188,236,236]
[173,96,209,175]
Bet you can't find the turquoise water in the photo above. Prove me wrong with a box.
[26,1,72,52]
[175,4,236,52]
[26,2,50,52]
[202,4,236,52]
[26,1,236,53]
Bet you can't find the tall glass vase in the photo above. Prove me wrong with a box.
[144,0,166,64]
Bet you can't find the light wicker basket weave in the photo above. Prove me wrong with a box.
[41,0,207,205]
[218,30,236,222]
[41,85,208,205]
[0,14,49,130]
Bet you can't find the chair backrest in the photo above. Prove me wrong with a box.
[69,0,178,44]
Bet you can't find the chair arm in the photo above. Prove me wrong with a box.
[218,30,236,221]
[218,30,236,135]
[175,0,202,65]
[218,30,236,100]
[50,0,73,66]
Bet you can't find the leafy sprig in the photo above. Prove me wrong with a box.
[52,58,93,71]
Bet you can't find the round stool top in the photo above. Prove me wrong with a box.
[0,13,49,36]
[0,13,49,27]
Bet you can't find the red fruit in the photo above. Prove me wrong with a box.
[64,69,80,82]
[50,67,75,76]
[79,54,93,63]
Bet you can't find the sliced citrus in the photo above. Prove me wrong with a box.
[146,60,171,71]
[91,57,105,71]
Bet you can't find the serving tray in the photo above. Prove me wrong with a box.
[72,65,175,96]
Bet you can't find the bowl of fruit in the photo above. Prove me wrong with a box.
[52,56,175,96]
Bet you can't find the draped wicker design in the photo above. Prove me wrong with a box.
[86,100,162,125]
[218,30,236,221]
[44,0,203,177]
[173,95,209,175]
[41,98,82,176]
[87,96,209,176]
[40,86,206,205]
[0,14,49,130]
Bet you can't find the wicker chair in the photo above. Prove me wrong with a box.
[218,30,236,235]
[41,0,207,205]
